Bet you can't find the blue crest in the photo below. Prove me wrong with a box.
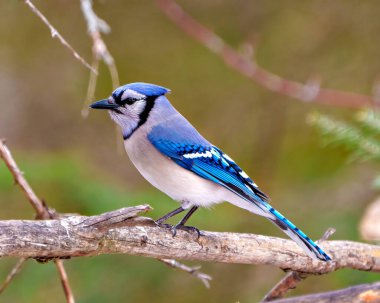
[113,82,170,98]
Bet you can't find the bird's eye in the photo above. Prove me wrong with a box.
[122,97,143,106]
[125,98,136,105]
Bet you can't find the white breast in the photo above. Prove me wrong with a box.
[123,129,228,208]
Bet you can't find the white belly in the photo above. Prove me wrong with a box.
[124,133,227,208]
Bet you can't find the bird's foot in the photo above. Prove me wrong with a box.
[155,221,203,239]
[172,224,202,239]
[155,222,174,230]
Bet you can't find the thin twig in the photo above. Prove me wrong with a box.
[82,53,100,117]
[159,259,212,288]
[24,0,96,74]
[262,228,336,302]
[0,140,75,303]
[55,260,75,303]
[319,228,337,242]
[0,139,46,217]
[155,0,376,108]
[80,0,119,117]
[0,258,27,294]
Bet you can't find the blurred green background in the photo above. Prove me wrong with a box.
[0,1,379,302]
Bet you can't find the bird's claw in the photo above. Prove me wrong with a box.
[172,224,202,239]
[155,222,173,229]
[156,221,202,239]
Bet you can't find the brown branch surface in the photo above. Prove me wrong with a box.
[156,0,376,108]
[0,206,379,274]
[271,281,380,303]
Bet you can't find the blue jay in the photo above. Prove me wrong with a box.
[90,82,331,261]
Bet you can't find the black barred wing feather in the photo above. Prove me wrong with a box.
[211,146,269,202]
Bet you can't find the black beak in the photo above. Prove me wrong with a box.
[90,99,120,109]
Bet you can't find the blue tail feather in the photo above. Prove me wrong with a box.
[264,203,331,261]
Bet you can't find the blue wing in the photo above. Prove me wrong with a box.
[147,121,269,205]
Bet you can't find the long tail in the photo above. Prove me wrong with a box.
[262,202,331,261]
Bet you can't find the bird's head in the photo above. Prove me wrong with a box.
[90,82,170,139]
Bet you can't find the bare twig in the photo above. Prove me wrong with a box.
[0,140,75,303]
[24,0,95,74]
[262,228,336,302]
[0,258,27,294]
[80,0,119,117]
[319,228,337,242]
[55,260,75,303]
[1,209,379,274]
[0,139,46,217]
[159,259,212,288]
[82,53,100,117]
[155,0,376,108]
[270,281,380,303]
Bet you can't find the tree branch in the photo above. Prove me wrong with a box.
[270,281,380,303]
[0,206,379,274]
[155,0,376,108]
[24,0,95,74]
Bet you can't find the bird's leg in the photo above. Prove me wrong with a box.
[176,206,198,226]
[172,206,202,238]
[155,206,186,226]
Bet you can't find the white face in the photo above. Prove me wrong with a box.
[108,89,149,139]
